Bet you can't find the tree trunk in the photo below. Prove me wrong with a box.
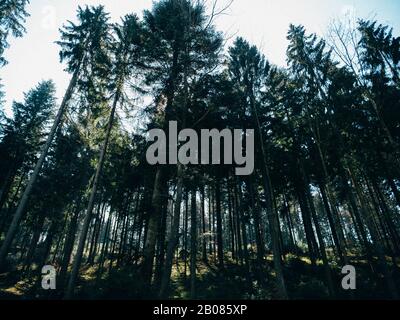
[319,182,344,263]
[190,189,197,299]
[250,91,288,299]
[227,182,235,260]
[59,202,81,287]
[215,179,224,269]
[23,215,46,273]
[64,88,119,299]
[233,181,243,264]
[183,190,188,280]
[142,166,167,289]
[297,188,318,260]
[200,186,207,262]
[159,163,184,298]
[246,178,265,263]
[154,185,169,290]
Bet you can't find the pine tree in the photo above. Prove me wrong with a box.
[0,0,30,66]
[0,80,55,228]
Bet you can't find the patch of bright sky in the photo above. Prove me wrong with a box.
[1,0,400,117]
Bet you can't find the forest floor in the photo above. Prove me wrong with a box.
[0,253,399,300]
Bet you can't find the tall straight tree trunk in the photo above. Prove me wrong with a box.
[0,66,81,269]
[227,182,235,260]
[64,88,120,299]
[235,178,252,288]
[233,181,243,264]
[246,178,265,263]
[87,202,103,265]
[159,163,184,298]
[108,209,123,274]
[117,195,133,267]
[319,183,344,263]
[183,190,188,279]
[298,167,321,262]
[51,213,69,264]
[190,189,197,299]
[296,185,318,265]
[38,219,58,268]
[211,189,217,260]
[59,202,81,287]
[215,179,224,269]
[128,192,141,260]
[154,185,169,290]
[95,204,108,263]
[96,213,112,280]
[208,186,214,257]
[249,92,288,299]
[17,229,31,265]
[23,214,46,273]
[282,195,296,253]
[200,186,207,262]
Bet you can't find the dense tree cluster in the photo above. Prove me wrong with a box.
[0,0,399,300]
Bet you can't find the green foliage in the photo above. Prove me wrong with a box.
[0,80,56,188]
[56,5,111,76]
[0,0,29,66]
[358,19,400,84]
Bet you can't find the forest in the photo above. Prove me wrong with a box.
[0,0,400,300]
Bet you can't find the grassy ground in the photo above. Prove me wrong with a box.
[1,254,399,300]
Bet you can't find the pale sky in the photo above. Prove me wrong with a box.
[1,0,400,116]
